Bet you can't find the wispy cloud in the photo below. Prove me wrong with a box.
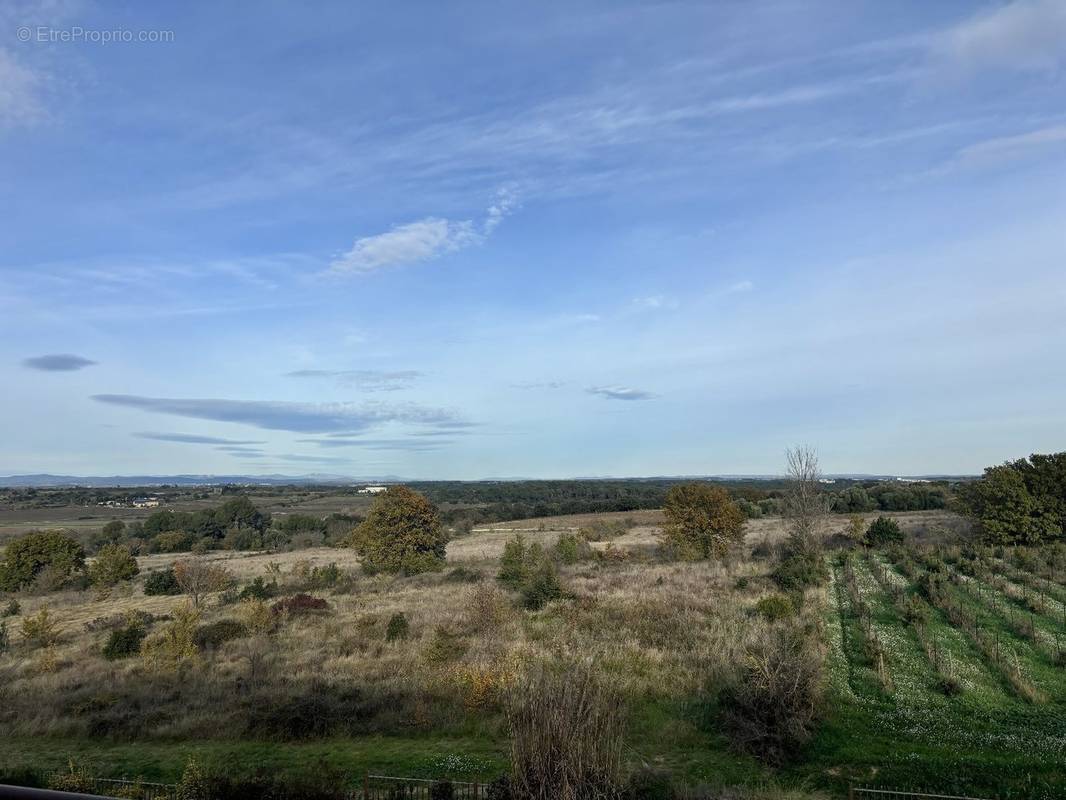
[93,394,469,434]
[933,0,1066,75]
[329,189,518,276]
[285,369,421,391]
[511,380,567,390]
[297,437,449,451]
[631,295,679,311]
[23,354,96,372]
[950,125,1066,168]
[135,432,265,445]
[587,385,656,401]
[0,48,46,128]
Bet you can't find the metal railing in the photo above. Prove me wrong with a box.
[851,787,993,800]
[358,774,485,799]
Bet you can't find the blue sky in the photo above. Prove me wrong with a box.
[2,0,1065,479]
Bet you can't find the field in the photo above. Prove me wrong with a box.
[0,502,1062,799]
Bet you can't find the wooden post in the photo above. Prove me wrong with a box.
[363,770,370,800]
[848,782,855,800]
[473,780,479,799]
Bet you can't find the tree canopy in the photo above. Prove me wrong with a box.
[661,482,745,560]
[351,486,449,574]
[0,529,85,592]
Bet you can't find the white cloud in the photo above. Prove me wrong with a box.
[632,295,679,310]
[727,280,754,294]
[329,217,479,275]
[329,190,518,275]
[0,49,45,128]
[935,0,1066,74]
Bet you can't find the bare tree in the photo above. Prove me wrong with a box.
[173,559,232,607]
[782,446,831,554]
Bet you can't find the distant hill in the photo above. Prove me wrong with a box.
[0,472,975,488]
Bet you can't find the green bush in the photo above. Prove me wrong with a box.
[193,619,247,650]
[771,552,827,591]
[485,775,512,800]
[423,626,467,663]
[103,619,148,660]
[0,530,85,592]
[0,620,8,654]
[521,559,563,610]
[144,568,182,595]
[2,599,20,617]
[661,482,746,560]
[754,593,796,621]
[385,612,410,642]
[497,535,535,589]
[552,533,589,565]
[430,780,455,800]
[89,544,139,587]
[866,516,904,546]
[238,576,276,600]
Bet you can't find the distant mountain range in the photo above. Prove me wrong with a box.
[0,472,975,488]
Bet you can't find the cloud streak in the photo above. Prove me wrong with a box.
[23,354,97,372]
[586,385,656,401]
[135,432,265,445]
[93,394,469,434]
[285,369,421,390]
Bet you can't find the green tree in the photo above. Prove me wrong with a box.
[89,543,140,587]
[660,483,745,560]
[865,516,904,546]
[351,486,449,574]
[0,530,85,592]
[958,465,1060,546]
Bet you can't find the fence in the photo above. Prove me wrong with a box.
[359,774,485,799]
[88,778,175,800]
[851,787,992,800]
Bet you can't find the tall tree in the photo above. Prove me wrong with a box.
[661,482,745,560]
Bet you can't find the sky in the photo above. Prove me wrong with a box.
[1,0,1065,480]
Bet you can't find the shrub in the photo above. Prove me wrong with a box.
[430,781,455,800]
[661,483,746,560]
[236,598,274,635]
[48,761,95,794]
[498,535,536,589]
[423,626,468,664]
[351,486,449,574]
[771,552,827,591]
[271,593,329,616]
[103,617,148,660]
[21,608,59,648]
[153,530,194,553]
[0,620,8,654]
[193,619,248,651]
[238,576,276,600]
[465,583,510,631]
[624,766,677,800]
[900,596,928,626]
[866,516,904,546]
[521,559,564,611]
[2,599,20,617]
[445,566,483,583]
[552,533,589,565]
[89,544,139,587]
[507,664,626,800]
[719,626,824,765]
[173,559,233,607]
[141,603,200,671]
[144,568,182,595]
[0,530,85,592]
[309,562,343,588]
[385,612,410,642]
[755,593,796,621]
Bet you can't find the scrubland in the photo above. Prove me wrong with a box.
[0,509,1061,799]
